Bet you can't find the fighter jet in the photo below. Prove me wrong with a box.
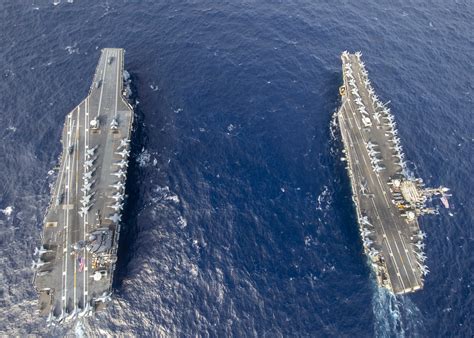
[108,203,124,212]
[376,101,384,109]
[385,129,398,137]
[112,170,126,179]
[394,153,405,161]
[118,138,130,149]
[116,149,130,158]
[78,204,92,217]
[351,88,359,97]
[415,252,427,261]
[368,150,380,158]
[416,231,427,239]
[363,238,373,247]
[94,291,113,304]
[373,164,385,172]
[110,193,124,202]
[355,97,363,106]
[110,118,119,130]
[355,51,362,58]
[83,159,95,170]
[81,180,95,193]
[364,79,371,87]
[368,248,380,258]
[359,60,365,68]
[349,79,356,86]
[420,265,430,276]
[34,246,53,256]
[113,159,129,169]
[390,145,403,153]
[31,259,48,269]
[368,88,374,96]
[81,192,95,205]
[361,228,372,237]
[371,159,383,167]
[83,168,96,180]
[365,141,377,149]
[414,242,425,250]
[360,216,373,227]
[373,112,381,124]
[107,213,122,223]
[360,182,368,195]
[110,182,125,190]
[86,145,98,157]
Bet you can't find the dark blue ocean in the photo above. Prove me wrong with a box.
[0,1,472,336]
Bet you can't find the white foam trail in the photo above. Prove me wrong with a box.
[372,285,424,337]
[373,287,404,337]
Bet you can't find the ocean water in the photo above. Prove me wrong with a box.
[0,0,472,336]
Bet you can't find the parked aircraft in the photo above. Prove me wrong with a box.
[107,213,121,223]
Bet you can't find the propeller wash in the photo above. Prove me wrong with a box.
[336,51,448,294]
[33,48,134,324]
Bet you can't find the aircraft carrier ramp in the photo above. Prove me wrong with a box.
[33,48,134,323]
[336,51,447,294]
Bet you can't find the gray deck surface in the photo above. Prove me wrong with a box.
[337,53,423,294]
[35,48,133,320]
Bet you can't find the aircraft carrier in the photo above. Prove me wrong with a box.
[33,48,134,323]
[336,51,448,294]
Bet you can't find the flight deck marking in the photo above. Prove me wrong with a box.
[341,114,406,289]
[344,103,411,289]
[83,94,91,308]
[114,50,120,118]
[342,58,421,289]
[340,104,408,290]
[62,109,75,314]
[349,59,420,286]
[96,49,109,119]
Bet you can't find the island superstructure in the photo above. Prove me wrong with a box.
[336,51,448,294]
[33,48,134,323]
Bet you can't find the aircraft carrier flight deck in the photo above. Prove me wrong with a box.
[33,48,134,323]
[336,51,448,294]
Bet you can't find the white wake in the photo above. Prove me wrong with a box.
[372,286,424,337]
